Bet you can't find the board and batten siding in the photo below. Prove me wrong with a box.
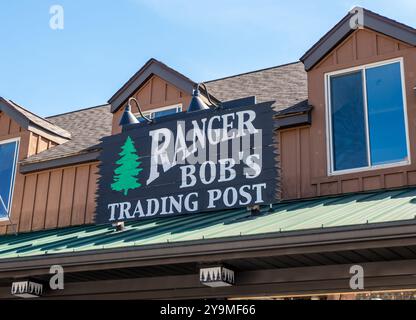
[0,112,98,234]
[15,163,98,233]
[280,28,416,200]
[112,75,192,134]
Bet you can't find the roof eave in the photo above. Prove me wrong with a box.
[0,98,72,142]
[300,7,416,71]
[1,219,416,275]
[108,58,197,114]
[19,150,100,174]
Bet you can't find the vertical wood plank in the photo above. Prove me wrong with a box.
[296,128,301,198]
[9,120,21,135]
[31,172,50,231]
[36,137,49,154]
[85,164,99,224]
[280,129,299,199]
[0,113,11,137]
[58,167,76,227]
[44,170,63,229]
[28,133,39,157]
[300,127,314,198]
[71,166,90,226]
[149,77,154,104]
[0,226,7,235]
[7,166,25,234]
[18,175,37,232]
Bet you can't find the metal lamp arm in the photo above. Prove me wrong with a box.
[197,83,221,109]
[128,97,153,124]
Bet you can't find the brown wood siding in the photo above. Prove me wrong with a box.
[0,113,98,234]
[280,29,416,200]
[111,75,192,134]
[1,163,99,234]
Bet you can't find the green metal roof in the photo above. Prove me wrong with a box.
[1,188,416,260]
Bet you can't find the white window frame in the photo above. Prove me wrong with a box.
[135,104,182,120]
[0,137,20,222]
[325,58,411,176]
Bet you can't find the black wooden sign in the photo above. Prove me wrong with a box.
[96,101,278,224]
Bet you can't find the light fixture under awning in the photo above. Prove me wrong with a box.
[11,281,43,298]
[200,266,235,287]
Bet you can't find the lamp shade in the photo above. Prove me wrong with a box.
[119,105,139,127]
[187,88,210,113]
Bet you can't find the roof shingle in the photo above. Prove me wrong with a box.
[205,62,307,112]
[21,104,112,164]
[0,99,71,140]
[20,61,308,167]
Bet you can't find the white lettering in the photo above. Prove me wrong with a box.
[218,158,236,182]
[147,128,173,185]
[180,165,197,188]
[207,189,222,209]
[200,161,216,185]
[108,203,120,221]
[184,193,198,211]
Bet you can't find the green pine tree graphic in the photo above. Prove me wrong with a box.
[111,136,142,196]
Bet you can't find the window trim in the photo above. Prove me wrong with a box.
[135,104,182,120]
[325,58,411,176]
[0,137,20,222]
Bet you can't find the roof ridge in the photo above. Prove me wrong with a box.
[205,61,302,84]
[364,7,416,34]
[46,103,110,119]
[108,58,197,113]
[8,99,70,130]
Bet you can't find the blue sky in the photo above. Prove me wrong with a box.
[0,0,415,117]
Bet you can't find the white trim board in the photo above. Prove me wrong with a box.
[325,58,411,176]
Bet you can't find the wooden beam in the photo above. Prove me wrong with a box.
[2,259,416,300]
[2,222,416,279]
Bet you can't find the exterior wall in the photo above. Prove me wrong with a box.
[0,112,97,235]
[112,75,192,134]
[10,163,98,234]
[0,112,35,234]
[280,29,416,200]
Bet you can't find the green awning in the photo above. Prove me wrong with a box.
[1,187,416,260]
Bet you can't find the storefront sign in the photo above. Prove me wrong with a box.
[96,102,277,224]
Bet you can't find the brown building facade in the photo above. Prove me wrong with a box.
[1,7,416,300]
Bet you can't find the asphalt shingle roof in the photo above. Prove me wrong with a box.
[2,99,71,139]
[205,62,307,112]
[21,61,308,165]
[21,104,112,164]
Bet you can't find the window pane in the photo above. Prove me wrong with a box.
[366,62,408,165]
[0,141,18,219]
[137,107,180,122]
[330,71,368,171]
[153,107,180,119]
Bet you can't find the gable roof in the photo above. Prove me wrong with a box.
[0,98,71,143]
[301,7,416,71]
[20,104,112,173]
[19,62,308,173]
[109,58,197,113]
[205,62,307,112]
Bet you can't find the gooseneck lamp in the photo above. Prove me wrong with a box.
[119,97,153,127]
[187,83,219,113]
